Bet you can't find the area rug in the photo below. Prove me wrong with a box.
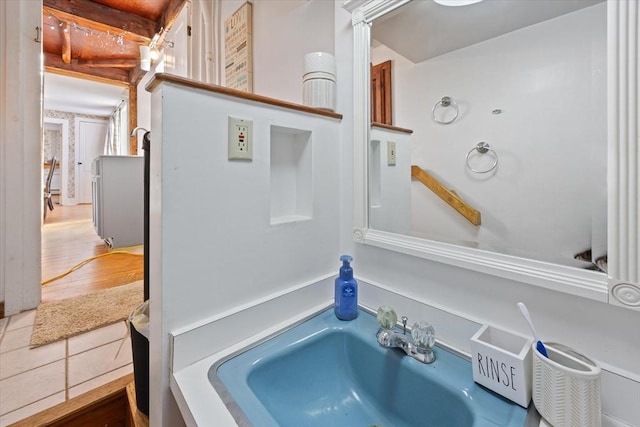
[30,280,144,347]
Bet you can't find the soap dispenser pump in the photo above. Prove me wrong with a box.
[335,255,358,320]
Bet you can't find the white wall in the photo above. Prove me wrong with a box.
[138,0,335,152]
[163,5,190,78]
[368,127,411,235]
[135,4,190,156]
[146,1,638,425]
[149,82,341,425]
[141,8,338,421]
[372,4,607,266]
[0,0,42,316]
[221,0,335,103]
[135,73,155,156]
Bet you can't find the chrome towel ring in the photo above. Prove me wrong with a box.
[432,96,459,124]
[465,142,498,174]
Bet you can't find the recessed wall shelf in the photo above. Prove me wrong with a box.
[270,125,312,225]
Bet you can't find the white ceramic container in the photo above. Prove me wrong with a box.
[470,324,534,407]
[302,52,336,111]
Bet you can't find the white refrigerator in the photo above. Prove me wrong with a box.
[92,155,144,248]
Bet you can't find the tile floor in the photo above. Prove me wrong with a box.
[0,310,133,426]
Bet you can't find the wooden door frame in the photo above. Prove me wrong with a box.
[371,59,392,125]
[0,0,43,317]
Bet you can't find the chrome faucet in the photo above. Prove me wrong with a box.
[376,306,436,364]
[130,126,149,137]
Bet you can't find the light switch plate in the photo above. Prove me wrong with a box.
[387,141,396,166]
[228,116,253,160]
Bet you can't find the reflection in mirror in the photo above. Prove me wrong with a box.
[369,0,607,271]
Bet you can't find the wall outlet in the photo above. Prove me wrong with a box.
[228,116,253,160]
[387,141,396,166]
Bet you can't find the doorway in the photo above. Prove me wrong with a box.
[76,117,108,204]
[42,74,140,304]
[371,60,392,125]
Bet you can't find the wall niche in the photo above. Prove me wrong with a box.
[270,125,312,225]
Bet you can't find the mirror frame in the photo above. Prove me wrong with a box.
[344,0,639,308]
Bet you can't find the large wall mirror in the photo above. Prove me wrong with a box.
[344,0,640,310]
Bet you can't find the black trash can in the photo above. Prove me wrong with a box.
[132,125,151,416]
[130,301,150,415]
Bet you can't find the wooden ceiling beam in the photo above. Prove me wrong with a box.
[76,59,138,68]
[45,52,130,84]
[43,0,155,43]
[128,66,148,86]
[128,85,138,155]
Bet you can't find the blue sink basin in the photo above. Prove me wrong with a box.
[210,308,528,427]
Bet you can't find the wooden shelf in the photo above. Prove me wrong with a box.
[372,122,413,134]
[411,165,481,226]
[147,73,343,121]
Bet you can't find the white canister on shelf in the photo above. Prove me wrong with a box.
[303,52,336,111]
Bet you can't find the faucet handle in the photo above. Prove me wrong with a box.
[376,306,398,330]
[411,321,435,353]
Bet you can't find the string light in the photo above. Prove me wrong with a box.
[45,14,168,71]
[45,14,129,44]
[147,32,162,61]
[139,45,151,71]
[149,47,160,60]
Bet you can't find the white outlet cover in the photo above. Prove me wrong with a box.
[228,116,253,160]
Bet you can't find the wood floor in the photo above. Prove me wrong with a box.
[41,197,144,303]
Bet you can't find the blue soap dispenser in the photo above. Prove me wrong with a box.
[335,255,358,320]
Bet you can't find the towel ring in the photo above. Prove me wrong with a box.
[465,142,498,174]
[432,96,459,124]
